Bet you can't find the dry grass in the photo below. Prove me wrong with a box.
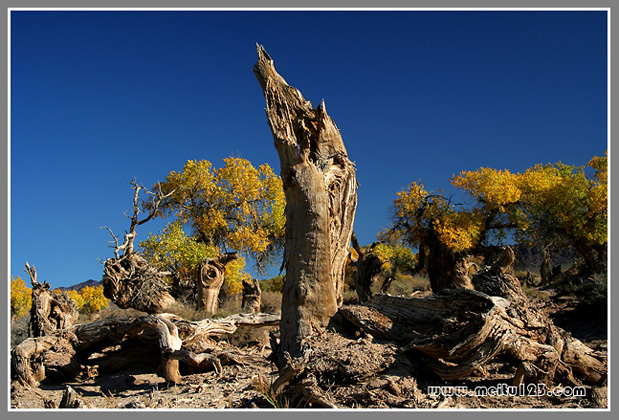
[260,291,282,314]
[10,314,30,348]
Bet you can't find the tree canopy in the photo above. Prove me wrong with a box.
[390,152,607,284]
[151,157,286,270]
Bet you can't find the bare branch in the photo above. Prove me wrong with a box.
[24,262,39,286]
[100,226,120,259]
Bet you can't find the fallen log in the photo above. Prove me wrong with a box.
[11,331,78,387]
[11,311,281,388]
[339,247,606,387]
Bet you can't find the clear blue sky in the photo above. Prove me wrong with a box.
[10,10,608,288]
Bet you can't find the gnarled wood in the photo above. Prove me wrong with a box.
[11,310,282,388]
[25,263,78,338]
[103,253,175,314]
[339,247,606,387]
[197,252,238,315]
[254,45,357,365]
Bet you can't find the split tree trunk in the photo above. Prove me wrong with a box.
[253,45,357,364]
[197,252,238,315]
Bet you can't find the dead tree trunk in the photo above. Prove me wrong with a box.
[242,278,262,314]
[339,246,606,387]
[254,45,357,364]
[197,252,238,315]
[11,311,279,388]
[425,234,474,294]
[540,245,552,286]
[351,233,385,303]
[25,263,78,338]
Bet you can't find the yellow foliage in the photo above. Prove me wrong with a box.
[433,210,483,253]
[11,276,32,319]
[67,286,109,314]
[224,257,251,295]
[451,168,521,211]
[155,157,286,263]
[392,151,607,257]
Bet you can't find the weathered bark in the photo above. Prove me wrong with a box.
[197,252,238,315]
[25,263,78,338]
[254,45,357,364]
[11,310,279,388]
[11,330,79,387]
[242,278,262,314]
[339,247,606,387]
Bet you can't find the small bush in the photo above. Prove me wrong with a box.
[260,275,284,293]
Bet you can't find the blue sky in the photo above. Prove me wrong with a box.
[10,9,608,288]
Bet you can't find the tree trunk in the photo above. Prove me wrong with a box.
[540,247,552,286]
[241,278,262,314]
[197,252,238,315]
[253,45,357,364]
[351,233,384,303]
[25,263,78,338]
[425,235,473,294]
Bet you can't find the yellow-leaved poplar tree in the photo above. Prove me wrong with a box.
[11,276,32,322]
[143,157,285,311]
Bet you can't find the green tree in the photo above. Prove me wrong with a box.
[142,157,285,312]
[153,157,285,269]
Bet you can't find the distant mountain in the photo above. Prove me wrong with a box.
[55,279,101,292]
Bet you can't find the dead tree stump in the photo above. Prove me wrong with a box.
[197,252,238,315]
[242,278,262,314]
[254,44,357,365]
[25,263,78,338]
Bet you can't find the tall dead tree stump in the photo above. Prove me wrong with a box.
[254,45,358,365]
